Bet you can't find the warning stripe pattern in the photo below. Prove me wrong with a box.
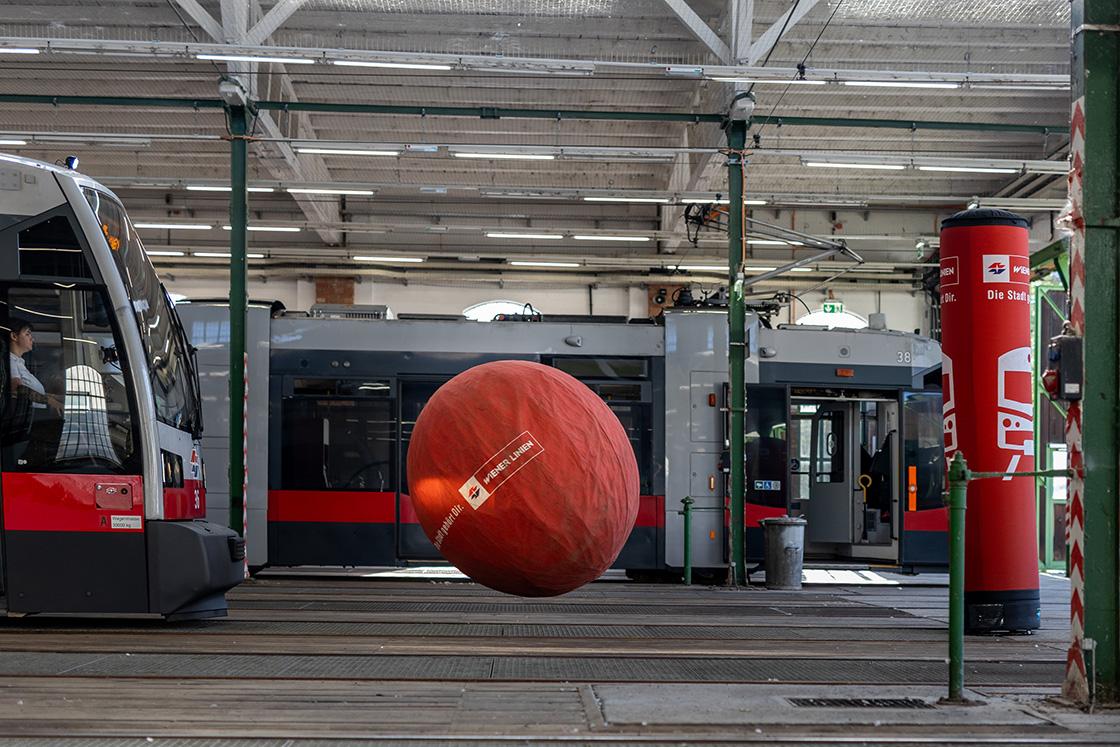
[1062,96,1088,703]
[242,351,250,579]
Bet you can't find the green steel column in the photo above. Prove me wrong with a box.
[1071,0,1120,702]
[946,453,968,702]
[228,105,249,537]
[726,118,748,586]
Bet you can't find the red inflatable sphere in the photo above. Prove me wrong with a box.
[406,360,639,596]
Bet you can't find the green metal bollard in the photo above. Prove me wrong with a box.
[681,496,694,586]
[947,452,969,702]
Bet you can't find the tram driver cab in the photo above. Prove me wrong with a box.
[0,154,244,618]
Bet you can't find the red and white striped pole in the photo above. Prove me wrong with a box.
[242,350,250,579]
[1062,96,1088,703]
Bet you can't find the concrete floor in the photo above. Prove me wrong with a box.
[0,571,1115,745]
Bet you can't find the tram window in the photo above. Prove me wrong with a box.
[399,380,445,497]
[17,214,93,279]
[552,358,648,380]
[1,287,137,474]
[814,411,845,484]
[83,189,199,435]
[604,402,653,495]
[903,392,944,511]
[292,378,391,398]
[591,383,643,401]
[280,396,395,491]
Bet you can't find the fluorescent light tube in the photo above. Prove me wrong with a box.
[354,255,424,263]
[0,48,40,55]
[286,187,374,196]
[747,266,778,272]
[509,260,580,268]
[711,77,825,85]
[332,60,451,71]
[843,80,958,89]
[297,147,400,157]
[681,198,730,204]
[790,267,813,272]
[744,199,768,205]
[195,252,265,258]
[572,235,651,242]
[452,152,555,160]
[145,250,186,257]
[583,197,671,204]
[747,239,791,246]
[675,265,726,271]
[0,139,27,146]
[970,84,1071,92]
[222,225,302,233]
[917,166,1019,174]
[196,53,314,64]
[186,185,275,193]
[803,162,906,170]
[133,222,212,230]
[487,232,564,240]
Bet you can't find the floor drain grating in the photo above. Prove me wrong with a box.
[788,698,935,709]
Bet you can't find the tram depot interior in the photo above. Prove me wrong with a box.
[1,1,1119,745]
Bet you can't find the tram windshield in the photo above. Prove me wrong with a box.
[82,188,201,436]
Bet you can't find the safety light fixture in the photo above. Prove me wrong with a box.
[286,187,374,196]
[843,80,958,89]
[195,252,265,258]
[452,151,555,161]
[133,222,213,230]
[354,255,425,263]
[0,139,27,146]
[917,165,1019,174]
[487,232,564,240]
[572,235,651,242]
[710,77,825,85]
[803,161,906,170]
[297,147,400,157]
[331,60,452,71]
[197,53,314,64]
[583,197,671,204]
[187,185,275,193]
[509,260,581,268]
[222,225,302,233]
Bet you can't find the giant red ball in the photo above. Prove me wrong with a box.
[406,360,640,596]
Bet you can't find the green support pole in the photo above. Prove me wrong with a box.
[946,453,969,702]
[1071,0,1120,703]
[681,497,694,586]
[227,105,249,537]
[726,116,748,586]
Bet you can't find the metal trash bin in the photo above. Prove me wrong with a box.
[760,516,807,590]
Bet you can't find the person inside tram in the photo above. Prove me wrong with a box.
[8,320,63,415]
[2,319,64,464]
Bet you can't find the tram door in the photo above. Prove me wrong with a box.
[806,403,855,544]
[398,379,445,561]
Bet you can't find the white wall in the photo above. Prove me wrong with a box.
[165,276,929,333]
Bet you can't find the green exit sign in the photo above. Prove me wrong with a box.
[822,301,845,314]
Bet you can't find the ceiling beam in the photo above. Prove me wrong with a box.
[171,0,223,42]
[245,0,312,46]
[748,0,824,65]
[662,0,732,63]
[731,0,755,62]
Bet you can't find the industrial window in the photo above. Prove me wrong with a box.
[463,299,536,321]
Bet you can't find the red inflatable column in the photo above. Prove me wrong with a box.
[940,208,1039,633]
